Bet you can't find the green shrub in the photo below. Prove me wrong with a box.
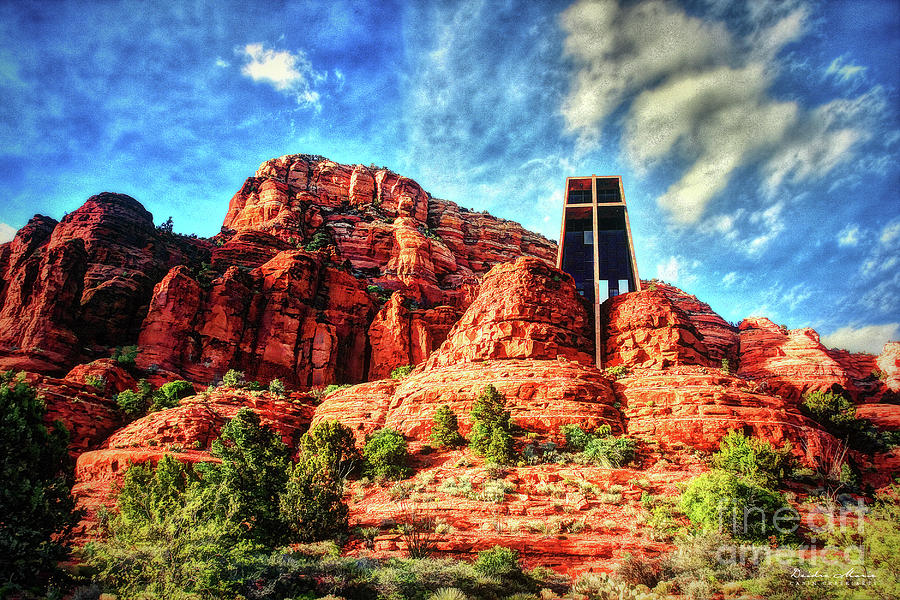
[391,364,414,379]
[802,389,884,451]
[364,428,412,480]
[430,405,465,448]
[115,389,147,418]
[206,408,292,546]
[470,385,515,464]
[221,368,245,388]
[0,372,80,594]
[84,373,106,392]
[280,451,349,543]
[84,455,255,599]
[561,423,636,467]
[268,378,286,396]
[560,423,592,450]
[474,545,521,579]
[582,435,637,467]
[721,358,730,373]
[300,420,360,480]
[150,379,194,412]
[680,470,797,543]
[112,345,139,367]
[711,430,794,487]
[605,364,629,379]
[304,229,331,251]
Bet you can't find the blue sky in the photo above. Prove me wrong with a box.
[1,0,898,354]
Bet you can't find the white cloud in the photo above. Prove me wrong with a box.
[655,255,699,287]
[721,271,738,287]
[880,219,900,246]
[238,43,323,108]
[821,323,899,355]
[837,224,860,247]
[825,55,866,85]
[560,0,883,228]
[0,222,15,243]
[214,58,229,68]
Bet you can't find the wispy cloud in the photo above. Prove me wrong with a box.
[655,255,699,287]
[837,224,860,247]
[560,0,885,230]
[238,43,323,108]
[824,55,867,85]
[821,323,899,354]
[0,222,15,243]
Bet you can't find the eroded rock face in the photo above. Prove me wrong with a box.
[424,257,595,369]
[738,317,859,401]
[602,288,716,370]
[615,366,839,466]
[877,342,900,392]
[0,194,210,374]
[654,283,739,366]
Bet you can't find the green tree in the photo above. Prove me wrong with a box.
[299,420,359,481]
[470,385,515,463]
[268,378,286,396]
[0,372,80,594]
[222,368,246,388]
[206,408,291,546]
[711,430,793,487]
[430,405,465,448]
[85,455,256,599]
[279,452,349,543]
[149,379,194,412]
[680,470,797,543]
[391,364,414,379]
[363,428,412,480]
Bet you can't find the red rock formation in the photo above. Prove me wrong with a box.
[138,251,375,387]
[386,359,622,440]
[653,282,739,366]
[367,295,461,380]
[315,258,619,441]
[103,389,315,451]
[738,317,858,401]
[0,194,210,374]
[877,342,900,392]
[424,257,595,369]
[64,358,137,396]
[18,372,124,456]
[310,380,400,444]
[615,366,839,466]
[602,288,716,370]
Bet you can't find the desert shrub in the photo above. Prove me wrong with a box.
[391,364,414,379]
[853,484,900,599]
[680,470,797,543]
[84,455,257,599]
[315,383,351,400]
[429,588,468,600]
[583,435,637,467]
[605,365,629,379]
[477,479,516,504]
[304,229,330,252]
[205,408,292,546]
[720,358,730,373]
[616,553,664,588]
[84,373,106,392]
[561,424,635,467]
[112,345,139,367]
[300,420,360,481]
[0,372,80,594]
[267,378,286,396]
[470,385,515,464]
[115,389,146,418]
[222,368,246,388]
[280,452,349,543]
[711,430,794,487]
[802,389,885,451]
[150,379,194,412]
[872,369,887,381]
[430,405,465,448]
[474,545,521,579]
[364,428,412,480]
